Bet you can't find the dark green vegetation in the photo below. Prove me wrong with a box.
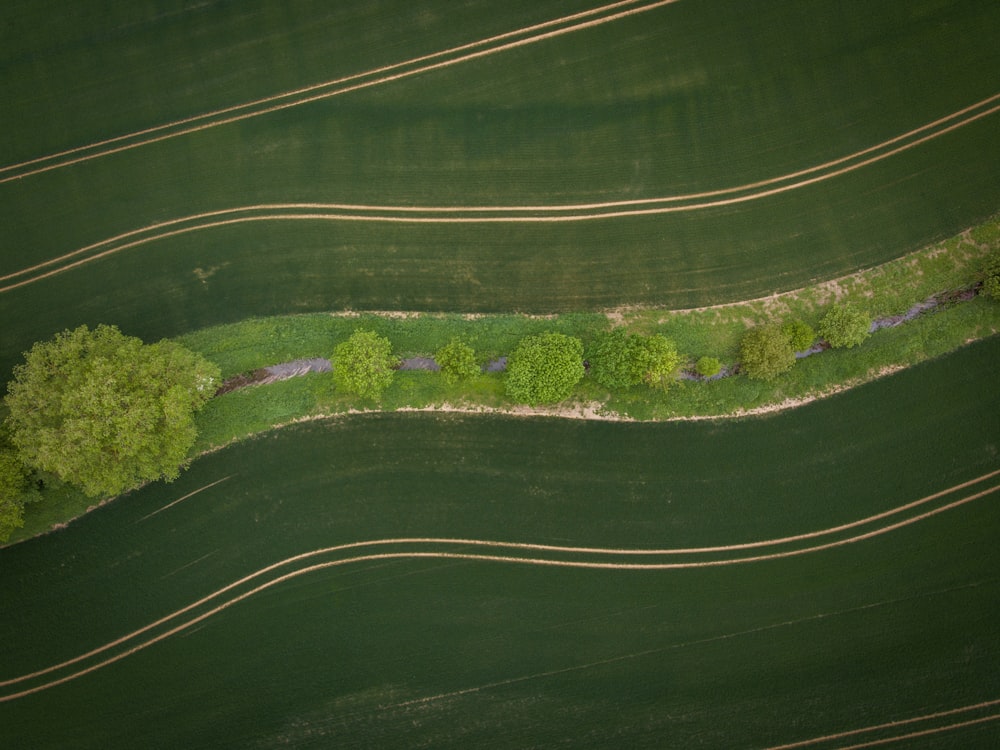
[3,0,1000,379]
[331,329,396,402]
[4,325,218,504]
[505,333,584,405]
[1,338,998,748]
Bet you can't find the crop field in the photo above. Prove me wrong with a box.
[2,336,999,747]
[2,0,999,747]
[2,0,1000,375]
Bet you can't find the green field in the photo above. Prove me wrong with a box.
[2,337,998,747]
[2,0,999,746]
[2,0,1000,376]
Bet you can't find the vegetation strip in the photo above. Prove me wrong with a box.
[4,94,998,293]
[2,472,997,702]
[0,0,679,184]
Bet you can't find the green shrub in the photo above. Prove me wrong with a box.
[982,251,1000,300]
[332,330,397,401]
[589,329,646,389]
[819,304,872,349]
[639,334,682,389]
[506,333,584,405]
[781,319,817,351]
[739,324,795,381]
[695,356,722,377]
[435,338,480,384]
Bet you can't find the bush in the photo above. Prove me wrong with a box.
[982,251,1000,300]
[739,324,795,381]
[332,330,397,401]
[4,324,220,498]
[435,338,480,384]
[819,304,871,349]
[695,356,722,377]
[589,329,646,390]
[506,333,584,405]
[782,319,817,351]
[639,334,682,389]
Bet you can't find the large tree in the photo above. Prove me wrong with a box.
[333,329,397,400]
[506,333,584,405]
[4,324,220,498]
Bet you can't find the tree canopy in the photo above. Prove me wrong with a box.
[739,324,795,381]
[819,304,871,349]
[781,319,817,351]
[982,251,1000,300]
[435,338,479,384]
[590,330,681,390]
[333,329,397,400]
[4,324,220,498]
[505,333,584,405]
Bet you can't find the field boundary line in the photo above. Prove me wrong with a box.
[1,476,996,702]
[3,95,997,292]
[0,0,679,184]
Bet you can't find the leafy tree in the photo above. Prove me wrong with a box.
[589,329,646,389]
[695,356,722,377]
[333,329,397,400]
[982,250,1000,300]
[590,330,682,390]
[782,319,816,351]
[819,304,871,349]
[506,333,584,405]
[4,324,220,498]
[0,449,37,542]
[435,338,479,385]
[739,324,795,381]
[638,334,681,389]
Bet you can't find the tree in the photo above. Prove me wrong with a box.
[819,304,871,349]
[435,338,479,385]
[0,449,37,542]
[638,334,681,389]
[589,329,647,389]
[782,319,816,351]
[4,324,220,498]
[333,329,397,400]
[982,250,1000,300]
[590,330,682,390]
[739,324,795,381]
[695,356,722,377]
[505,333,584,405]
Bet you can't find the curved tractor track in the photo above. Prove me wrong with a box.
[2,468,997,703]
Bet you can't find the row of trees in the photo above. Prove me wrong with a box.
[739,303,871,380]
[5,261,996,540]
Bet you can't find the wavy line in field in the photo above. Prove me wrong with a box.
[1,474,996,702]
[767,699,1000,749]
[0,0,679,184]
[3,95,997,293]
